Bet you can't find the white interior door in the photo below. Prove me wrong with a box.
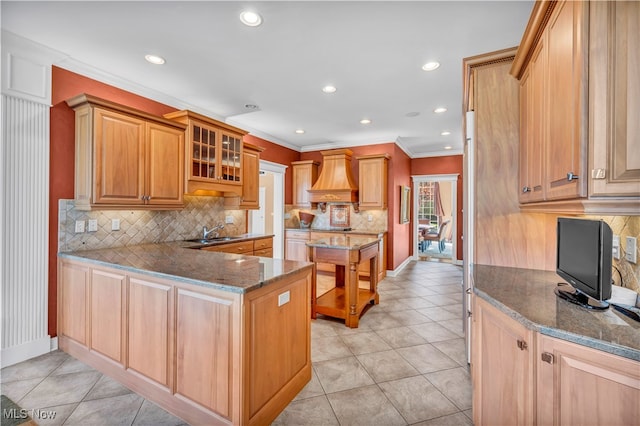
[251,187,266,235]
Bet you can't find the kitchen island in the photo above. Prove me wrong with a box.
[307,235,380,328]
[58,243,313,426]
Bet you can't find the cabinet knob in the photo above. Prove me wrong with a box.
[566,172,579,181]
[517,339,528,351]
[541,352,554,364]
[522,186,531,193]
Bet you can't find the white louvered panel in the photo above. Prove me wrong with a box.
[1,94,49,355]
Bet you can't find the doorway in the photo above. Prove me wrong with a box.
[249,160,286,259]
[412,174,459,263]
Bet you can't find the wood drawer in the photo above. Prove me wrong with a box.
[202,241,254,254]
[285,230,310,240]
[253,237,273,250]
[253,248,273,258]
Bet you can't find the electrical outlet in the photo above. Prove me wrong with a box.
[367,214,373,222]
[625,236,637,264]
[225,215,234,224]
[612,235,620,260]
[278,290,290,307]
[75,220,85,233]
[284,213,291,219]
[87,219,98,232]
[111,218,120,231]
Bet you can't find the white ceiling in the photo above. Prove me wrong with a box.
[2,1,533,157]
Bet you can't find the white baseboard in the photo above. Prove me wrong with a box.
[1,336,52,368]
[50,336,58,351]
[386,257,413,277]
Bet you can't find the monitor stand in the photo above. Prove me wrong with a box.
[555,283,609,310]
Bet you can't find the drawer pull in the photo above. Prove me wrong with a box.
[517,339,528,351]
[541,352,554,364]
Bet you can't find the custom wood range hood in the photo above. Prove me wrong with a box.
[307,148,358,205]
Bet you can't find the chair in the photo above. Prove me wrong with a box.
[422,220,450,253]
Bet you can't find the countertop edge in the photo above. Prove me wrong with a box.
[474,287,640,362]
[58,250,313,295]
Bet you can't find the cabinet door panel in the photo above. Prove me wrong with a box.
[94,108,145,204]
[538,334,640,425]
[59,261,88,346]
[472,297,534,426]
[90,269,125,364]
[590,1,640,196]
[545,0,588,200]
[286,239,309,262]
[146,122,184,205]
[175,288,234,418]
[247,276,310,417]
[128,278,172,388]
[241,147,259,208]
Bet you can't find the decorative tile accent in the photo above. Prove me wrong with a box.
[58,195,246,252]
[285,204,387,232]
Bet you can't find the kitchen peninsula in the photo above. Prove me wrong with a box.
[57,242,313,426]
[307,235,380,328]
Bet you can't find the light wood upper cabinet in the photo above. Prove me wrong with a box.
[224,142,264,210]
[519,40,546,203]
[589,0,640,197]
[472,297,535,426]
[291,160,319,208]
[537,333,640,425]
[356,154,390,210]
[67,94,186,210]
[544,0,588,201]
[164,110,247,195]
[511,0,639,213]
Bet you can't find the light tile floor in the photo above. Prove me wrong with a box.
[1,260,470,426]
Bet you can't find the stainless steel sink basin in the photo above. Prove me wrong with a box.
[186,236,242,244]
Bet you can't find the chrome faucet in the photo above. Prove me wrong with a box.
[203,223,224,240]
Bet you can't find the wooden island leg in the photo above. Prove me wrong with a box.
[346,262,359,328]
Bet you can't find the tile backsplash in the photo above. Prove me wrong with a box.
[58,195,246,252]
[284,204,388,232]
[592,215,640,294]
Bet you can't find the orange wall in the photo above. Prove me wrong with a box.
[411,155,464,260]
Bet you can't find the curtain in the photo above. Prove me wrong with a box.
[434,182,445,223]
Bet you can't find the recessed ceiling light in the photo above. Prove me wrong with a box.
[244,104,259,110]
[444,146,453,150]
[322,85,337,94]
[360,119,372,124]
[422,61,440,71]
[240,10,262,27]
[295,129,305,134]
[434,107,447,114]
[144,54,165,65]
[441,131,451,136]
[405,112,420,118]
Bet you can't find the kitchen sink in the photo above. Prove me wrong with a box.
[186,236,242,244]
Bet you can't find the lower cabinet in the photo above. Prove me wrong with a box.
[57,257,310,426]
[285,230,310,262]
[472,296,640,425]
[472,297,535,426]
[201,237,273,257]
[537,334,640,426]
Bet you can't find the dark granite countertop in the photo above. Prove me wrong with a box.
[285,228,386,236]
[473,265,640,361]
[59,241,312,294]
[306,236,380,250]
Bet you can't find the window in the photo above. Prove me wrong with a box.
[418,182,437,224]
